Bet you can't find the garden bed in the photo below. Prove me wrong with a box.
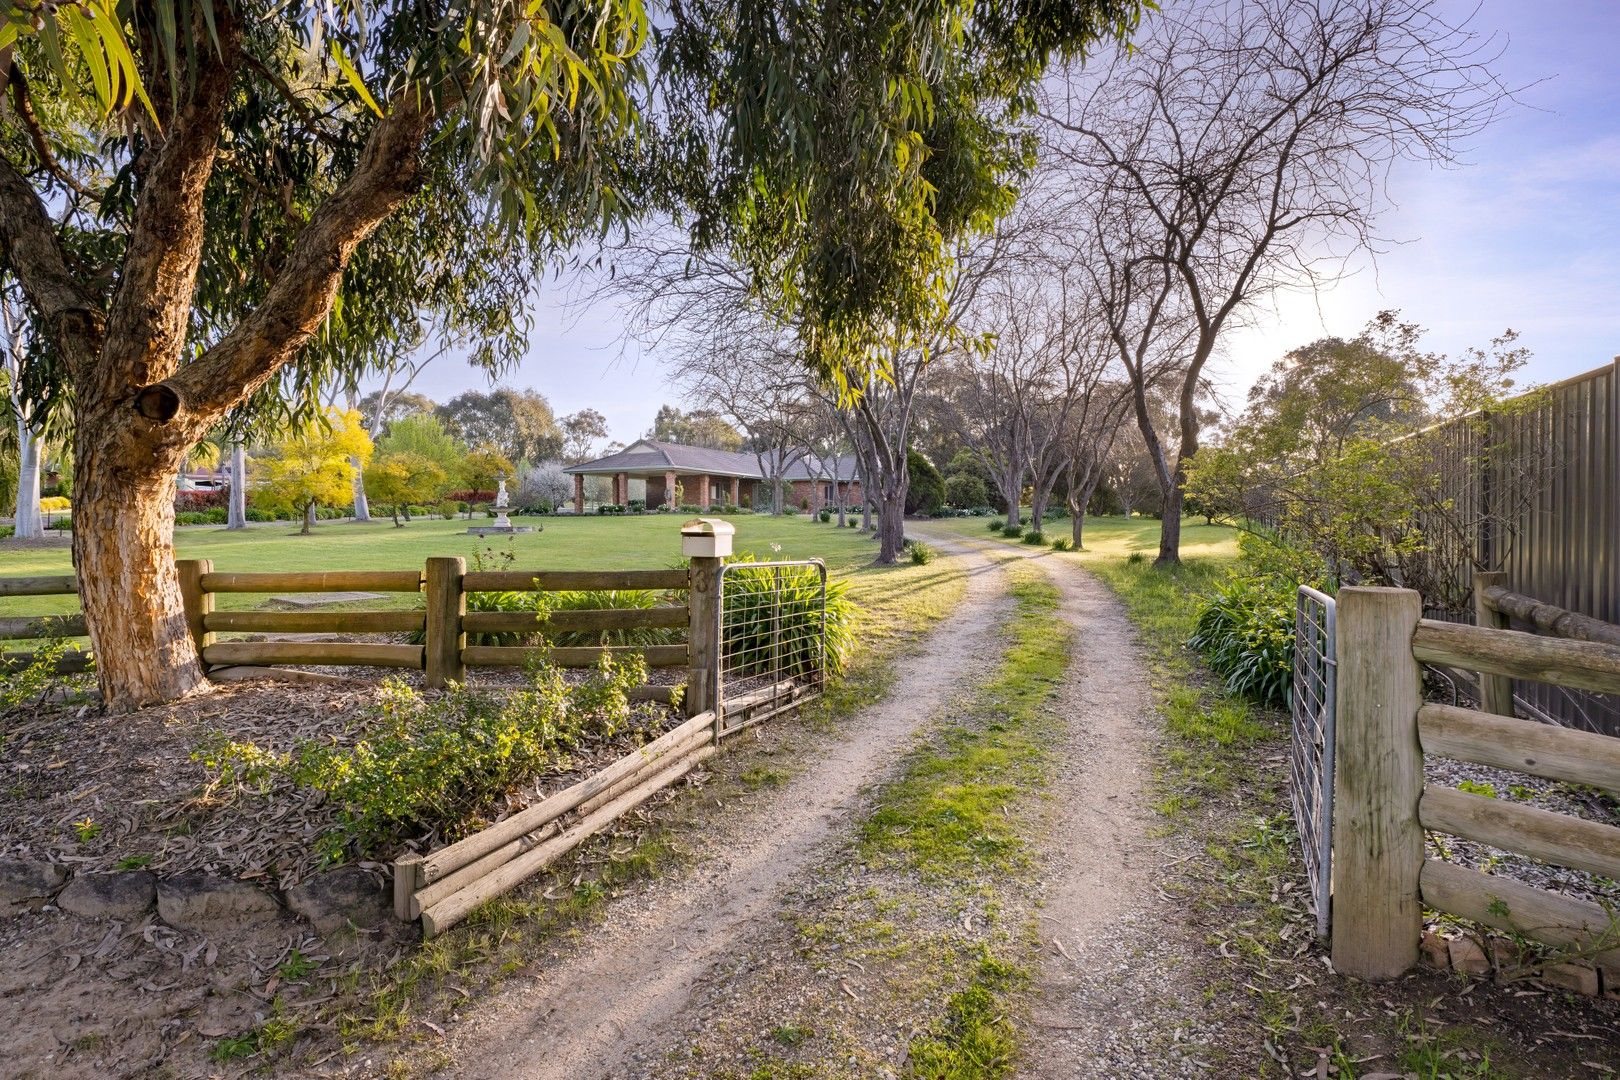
[0,676,683,895]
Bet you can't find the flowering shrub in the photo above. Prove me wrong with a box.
[175,489,229,512]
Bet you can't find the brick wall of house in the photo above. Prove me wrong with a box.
[786,479,864,510]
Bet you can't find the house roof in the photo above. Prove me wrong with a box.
[564,440,762,479]
[565,440,863,483]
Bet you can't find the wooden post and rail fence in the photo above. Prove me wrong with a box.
[0,522,733,718]
[1331,585,1620,984]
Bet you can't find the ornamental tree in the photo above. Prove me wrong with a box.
[363,452,448,526]
[251,408,373,534]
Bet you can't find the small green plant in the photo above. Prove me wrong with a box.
[1000,523,1023,538]
[1021,529,1045,545]
[908,541,937,565]
[771,1024,812,1047]
[209,1034,258,1063]
[0,635,94,718]
[114,854,153,870]
[987,518,1004,532]
[73,817,101,843]
[1507,783,1536,801]
[1457,779,1498,799]
[276,949,318,980]
[1050,536,1072,551]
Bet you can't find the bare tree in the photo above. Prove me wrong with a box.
[1043,0,1509,563]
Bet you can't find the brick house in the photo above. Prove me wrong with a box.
[562,440,863,513]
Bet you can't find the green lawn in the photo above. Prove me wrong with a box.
[0,513,892,620]
[921,513,1239,563]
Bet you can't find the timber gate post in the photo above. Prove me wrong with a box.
[1472,570,1513,716]
[425,556,466,688]
[682,518,734,718]
[1330,586,1425,980]
[177,559,214,666]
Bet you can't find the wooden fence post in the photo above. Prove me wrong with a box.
[425,557,465,688]
[686,554,721,718]
[1472,570,1513,716]
[177,559,214,666]
[1331,586,1425,980]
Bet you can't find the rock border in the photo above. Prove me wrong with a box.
[0,857,395,936]
[1419,929,1616,1000]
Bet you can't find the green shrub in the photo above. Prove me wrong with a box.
[1,637,95,716]
[1000,524,1023,538]
[0,525,13,539]
[1187,575,1296,708]
[908,541,937,565]
[48,516,73,530]
[437,500,460,520]
[720,554,856,678]
[1022,529,1045,545]
[818,509,831,522]
[987,519,1004,532]
[547,589,683,649]
[1050,537,1072,552]
[196,658,646,859]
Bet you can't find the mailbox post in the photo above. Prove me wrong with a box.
[682,518,734,718]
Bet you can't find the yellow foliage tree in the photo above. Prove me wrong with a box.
[252,409,374,534]
[364,453,449,527]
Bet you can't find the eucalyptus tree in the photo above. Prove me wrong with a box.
[1,1,654,705]
[3,0,1144,706]
[1043,0,1509,564]
[1,289,47,538]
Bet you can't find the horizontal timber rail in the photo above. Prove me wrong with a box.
[203,611,426,634]
[200,570,425,593]
[0,574,88,673]
[1480,582,1620,649]
[461,569,688,592]
[460,644,690,669]
[0,614,87,638]
[1411,618,1620,697]
[1331,586,1620,985]
[1417,703,1620,791]
[202,642,425,668]
[0,575,78,597]
[460,606,687,635]
[397,709,721,937]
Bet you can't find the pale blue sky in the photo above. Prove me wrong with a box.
[398,0,1620,439]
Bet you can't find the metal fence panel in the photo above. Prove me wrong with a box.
[1291,586,1336,939]
[715,560,827,736]
[1413,359,1620,735]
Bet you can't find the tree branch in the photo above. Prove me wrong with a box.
[0,153,104,366]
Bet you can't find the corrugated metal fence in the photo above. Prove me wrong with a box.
[1414,359,1620,735]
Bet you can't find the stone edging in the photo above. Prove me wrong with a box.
[1420,929,1617,1000]
[0,858,393,935]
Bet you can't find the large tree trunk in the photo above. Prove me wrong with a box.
[73,429,208,709]
[227,442,247,529]
[1068,477,1101,550]
[1158,472,1185,565]
[302,501,316,534]
[13,419,43,539]
[876,486,907,564]
[351,458,371,521]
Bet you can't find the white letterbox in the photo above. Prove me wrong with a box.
[681,517,735,559]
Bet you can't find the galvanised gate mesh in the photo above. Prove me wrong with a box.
[715,560,827,736]
[1292,586,1337,939]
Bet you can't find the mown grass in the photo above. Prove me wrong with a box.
[0,513,889,619]
[861,569,1070,878]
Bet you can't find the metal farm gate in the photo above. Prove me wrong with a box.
[714,560,828,737]
[1291,585,1337,938]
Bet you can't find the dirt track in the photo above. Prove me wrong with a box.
[431,535,1017,1079]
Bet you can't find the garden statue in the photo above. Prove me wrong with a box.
[466,472,534,535]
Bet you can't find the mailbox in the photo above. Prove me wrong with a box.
[681,517,735,559]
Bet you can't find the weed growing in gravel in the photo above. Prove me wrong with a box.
[904,952,1026,1079]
